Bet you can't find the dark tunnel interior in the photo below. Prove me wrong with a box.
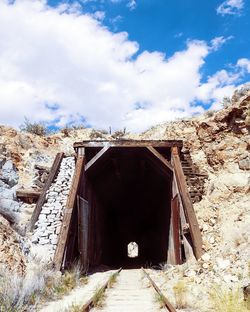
[86,148,172,269]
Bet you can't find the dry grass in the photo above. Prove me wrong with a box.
[0,263,88,311]
[42,263,88,300]
[92,287,106,308]
[209,286,248,312]
[154,292,166,309]
[173,279,188,309]
[68,303,82,312]
[107,272,119,288]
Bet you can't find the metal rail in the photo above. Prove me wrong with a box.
[81,268,176,311]
[142,268,177,312]
[81,268,122,312]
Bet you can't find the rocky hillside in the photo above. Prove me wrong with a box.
[0,86,249,310]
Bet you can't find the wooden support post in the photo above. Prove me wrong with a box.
[29,152,64,231]
[171,147,203,259]
[53,155,85,270]
[171,195,181,264]
[78,196,89,272]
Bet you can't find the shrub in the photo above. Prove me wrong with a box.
[222,96,231,108]
[89,130,107,139]
[61,126,72,137]
[209,286,248,312]
[20,118,48,136]
[173,280,188,309]
[205,110,216,118]
[111,129,126,139]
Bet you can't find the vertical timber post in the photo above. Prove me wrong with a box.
[171,146,203,260]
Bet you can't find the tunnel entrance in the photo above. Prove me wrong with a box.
[53,140,203,272]
[85,147,172,269]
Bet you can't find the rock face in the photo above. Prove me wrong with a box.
[0,158,20,213]
[31,157,75,260]
[136,88,250,311]
[0,216,26,274]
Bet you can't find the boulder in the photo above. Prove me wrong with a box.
[239,157,250,170]
[0,160,19,187]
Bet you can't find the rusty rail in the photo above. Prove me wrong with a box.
[81,268,122,311]
[142,268,177,312]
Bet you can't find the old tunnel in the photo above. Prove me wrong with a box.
[82,147,173,269]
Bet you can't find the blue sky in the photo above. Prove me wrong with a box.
[0,0,249,131]
[50,0,250,77]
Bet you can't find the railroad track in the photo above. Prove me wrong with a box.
[81,268,176,312]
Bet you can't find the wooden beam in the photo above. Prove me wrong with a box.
[85,146,110,172]
[146,146,173,172]
[171,195,181,265]
[29,152,64,231]
[171,147,203,259]
[16,189,41,200]
[53,156,85,271]
[74,139,183,150]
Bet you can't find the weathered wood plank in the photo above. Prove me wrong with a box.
[53,156,85,271]
[74,139,183,150]
[16,189,41,200]
[85,146,110,172]
[77,196,89,272]
[171,147,203,259]
[146,146,173,171]
[29,152,64,231]
[172,195,181,265]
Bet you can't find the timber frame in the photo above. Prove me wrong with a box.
[53,140,203,271]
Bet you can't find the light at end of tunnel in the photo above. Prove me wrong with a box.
[127,242,139,258]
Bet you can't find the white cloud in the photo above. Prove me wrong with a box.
[217,0,244,16]
[91,10,106,21]
[237,58,250,72]
[210,36,233,51]
[0,0,247,132]
[174,32,183,38]
[127,0,136,10]
[195,70,240,108]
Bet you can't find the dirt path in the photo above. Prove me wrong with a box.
[91,269,164,312]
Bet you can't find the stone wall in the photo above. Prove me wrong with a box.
[31,156,75,260]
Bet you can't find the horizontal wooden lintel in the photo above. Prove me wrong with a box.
[74,139,183,150]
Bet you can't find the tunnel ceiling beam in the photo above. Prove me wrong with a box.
[146,146,173,172]
[85,146,110,172]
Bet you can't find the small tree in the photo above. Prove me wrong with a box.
[20,118,48,136]
[222,96,231,108]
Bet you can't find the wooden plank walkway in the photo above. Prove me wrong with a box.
[90,269,164,312]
